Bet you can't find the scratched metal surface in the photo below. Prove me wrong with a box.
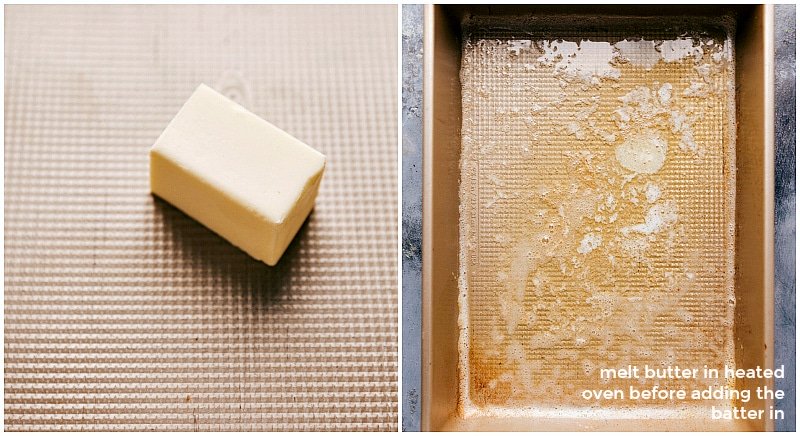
[4,5,398,431]
[401,4,423,432]
[774,4,796,432]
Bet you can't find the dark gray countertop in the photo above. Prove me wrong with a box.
[401,4,796,431]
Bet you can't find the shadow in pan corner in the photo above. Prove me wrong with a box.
[153,196,312,312]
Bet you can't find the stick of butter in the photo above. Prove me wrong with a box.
[150,84,326,266]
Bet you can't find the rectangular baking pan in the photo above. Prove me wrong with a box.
[422,5,774,431]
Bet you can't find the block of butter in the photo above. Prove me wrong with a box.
[150,84,325,266]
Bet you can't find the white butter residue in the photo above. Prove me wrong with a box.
[622,202,679,235]
[712,39,732,63]
[614,86,667,131]
[614,39,660,70]
[621,235,651,258]
[538,40,620,84]
[659,38,703,62]
[566,121,587,140]
[658,83,673,105]
[508,39,532,56]
[645,182,662,203]
[615,132,667,174]
[616,37,727,71]
[680,129,698,153]
[614,83,701,157]
[669,110,698,153]
[606,193,616,209]
[577,233,602,254]
[683,81,707,97]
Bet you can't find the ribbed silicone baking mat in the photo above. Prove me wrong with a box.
[5,5,397,431]
[459,17,736,416]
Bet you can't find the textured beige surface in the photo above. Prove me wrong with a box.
[4,5,397,431]
[459,20,736,416]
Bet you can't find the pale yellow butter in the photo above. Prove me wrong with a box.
[150,84,325,266]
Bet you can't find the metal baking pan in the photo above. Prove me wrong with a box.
[422,5,774,431]
[3,5,398,431]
